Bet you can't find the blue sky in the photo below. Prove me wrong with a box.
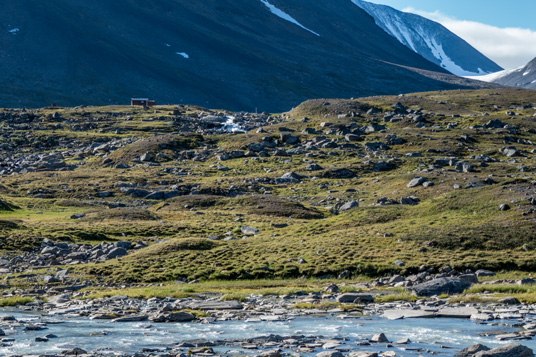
[364,0,536,69]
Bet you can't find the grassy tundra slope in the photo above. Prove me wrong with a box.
[1,88,536,287]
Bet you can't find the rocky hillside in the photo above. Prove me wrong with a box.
[352,0,503,76]
[1,0,499,112]
[0,88,536,285]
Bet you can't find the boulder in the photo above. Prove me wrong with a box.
[339,201,359,211]
[336,293,373,303]
[501,146,521,157]
[475,269,495,277]
[407,177,426,188]
[316,352,343,357]
[517,278,535,286]
[306,164,323,171]
[455,344,490,357]
[62,347,88,355]
[473,343,533,357]
[370,333,389,342]
[241,226,259,235]
[106,247,128,259]
[348,353,378,357]
[408,277,473,296]
[149,311,195,323]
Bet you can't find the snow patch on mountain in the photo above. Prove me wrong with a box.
[260,0,320,36]
[466,66,524,82]
[351,0,502,77]
[423,37,485,76]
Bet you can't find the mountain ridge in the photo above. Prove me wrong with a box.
[351,0,503,76]
[1,0,499,111]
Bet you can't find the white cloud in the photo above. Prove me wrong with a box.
[402,7,536,69]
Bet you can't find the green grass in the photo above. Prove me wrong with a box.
[465,284,533,295]
[3,88,536,289]
[0,297,34,306]
[374,293,418,303]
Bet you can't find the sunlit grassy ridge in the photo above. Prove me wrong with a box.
[1,89,536,286]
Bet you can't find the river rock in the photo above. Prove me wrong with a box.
[112,315,148,322]
[336,293,373,303]
[436,307,478,318]
[473,343,533,356]
[382,309,435,320]
[455,344,490,357]
[408,277,473,296]
[149,311,195,322]
[62,347,88,355]
[370,333,389,342]
[471,313,493,321]
[186,300,243,310]
[348,353,378,357]
[316,351,343,357]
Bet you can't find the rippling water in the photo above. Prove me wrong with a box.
[1,309,534,356]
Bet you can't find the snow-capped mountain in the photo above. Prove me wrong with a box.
[352,0,503,76]
[1,0,500,111]
[471,57,536,90]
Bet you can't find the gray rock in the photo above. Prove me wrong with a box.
[501,146,521,157]
[382,309,435,320]
[370,333,389,342]
[106,247,128,259]
[112,315,149,322]
[407,177,426,188]
[316,352,343,357]
[43,275,59,284]
[62,347,88,355]
[149,311,195,322]
[456,161,474,173]
[455,344,490,357]
[186,300,243,310]
[499,204,511,211]
[241,226,259,235]
[348,353,378,357]
[476,269,496,277]
[336,293,374,303]
[306,164,323,171]
[473,343,533,357]
[339,200,359,211]
[408,277,473,296]
[500,297,520,305]
[400,196,420,205]
[517,278,535,286]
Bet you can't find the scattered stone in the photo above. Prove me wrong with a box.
[407,177,426,188]
[241,226,259,235]
[339,200,359,211]
[473,343,533,356]
[370,333,389,343]
[409,277,473,296]
[455,344,490,357]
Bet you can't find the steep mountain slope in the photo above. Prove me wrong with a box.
[351,0,503,76]
[1,0,498,111]
[474,57,536,89]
